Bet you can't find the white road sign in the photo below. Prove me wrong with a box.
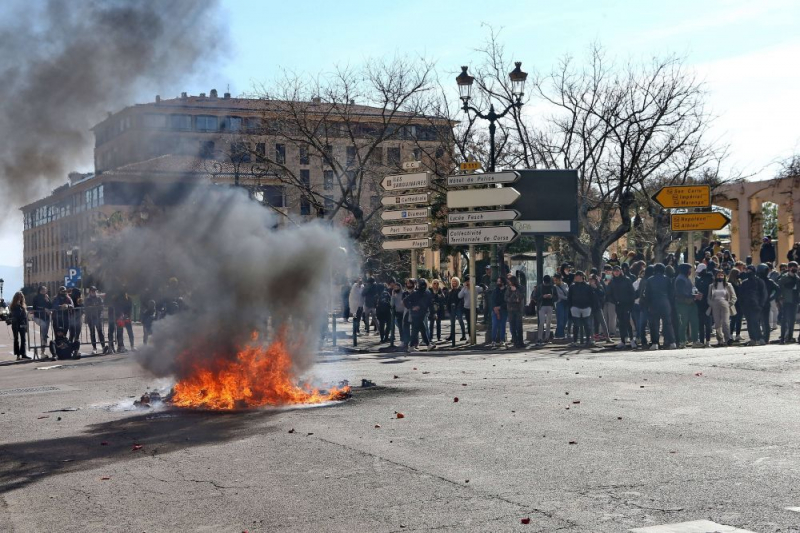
[447,226,519,245]
[380,223,430,236]
[380,207,430,221]
[381,192,430,207]
[448,209,520,224]
[513,220,572,234]
[402,161,422,170]
[381,238,431,250]
[446,171,520,187]
[381,172,430,191]
[446,188,521,209]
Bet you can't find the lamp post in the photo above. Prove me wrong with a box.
[25,262,32,288]
[456,62,528,344]
[0,278,4,301]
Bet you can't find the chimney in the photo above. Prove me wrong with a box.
[223,92,231,99]
[181,92,188,100]
[199,92,206,98]
[210,89,218,98]
[349,99,355,105]
[155,95,161,103]
[312,96,321,104]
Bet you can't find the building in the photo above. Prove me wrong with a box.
[21,91,453,292]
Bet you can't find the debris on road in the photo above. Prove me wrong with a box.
[288,429,295,434]
[100,477,111,481]
[617,417,623,420]
[569,441,577,445]
[46,407,80,412]
[695,372,703,377]
[133,392,162,408]
[37,416,49,419]
[453,397,459,402]
[374,424,381,428]
[521,517,531,524]
[132,444,143,451]
[572,401,581,404]
[393,375,399,379]
[101,441,109,446]
[36,365,63,370]
[396,412,405,419]
[361,379,376,387]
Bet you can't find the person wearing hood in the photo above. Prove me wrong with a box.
[758,263,780,344]
[777,261,799,343]
[694,263,713,347]
[641,263,676,350]
[533,275,557,344]
[490,277,509,348]
[708,269,737,346]
[610,265,636,349]
[674,264,701,348]
[634,265,653,348]
[361,277,382,336]
[505,276,526,348]
[403,278,434,351]
[568,271,594,347]
[428,279,447,342]
[739,265,767,345]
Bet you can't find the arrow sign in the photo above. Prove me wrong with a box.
[671,212,731,232]
[380,223,430,236]
[652,185,711,209]
[446,171,519,187]
[447,188,520,209]
[448,209,520,224]
[380,207,430,221]
[381,192,430,207]
[381,172,430,191]
[382,238,431,250]
[448,226,519,245]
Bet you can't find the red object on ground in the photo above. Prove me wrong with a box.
[396,412,405,419]
[132,444,143,451]
[453,397,459,403]
[521,517,531,524]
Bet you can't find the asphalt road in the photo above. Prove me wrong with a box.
[1,339,799,532]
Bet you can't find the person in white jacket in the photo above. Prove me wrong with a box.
[708,270,737,346]
[348,278,365,335]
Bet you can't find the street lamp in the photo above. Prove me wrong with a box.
[0,278,4,300]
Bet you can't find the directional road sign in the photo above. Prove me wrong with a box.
[380,223,430,237]
[460,161,482,171]
[381,172,430,191]
[512,170,579,236]
[381,238,431,250]
[381,192,430,207]
[446,171,519,187]
[446,188,520,209]
[447,226,519,245]
[380,207,430,221]
[448,209,520,224]
[671,212,731,232]
[652,185,711,209]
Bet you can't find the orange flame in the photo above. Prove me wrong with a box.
[169,332,349,410]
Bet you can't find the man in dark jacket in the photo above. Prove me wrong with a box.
[739,265,767,345]
[694,263,714,346]
[673,264,700,348]
[777,262,799,343]
[31,285,52,351]
[84,286,107,354]
[610,265,636,348]
[568,271,594,347]
[403,279,433,351]
[642,263,676,350]
[758,264,779,344]
[760,236,776,264]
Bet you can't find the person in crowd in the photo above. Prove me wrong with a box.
[9,291,30,360]
[568,271,594,347]
[361,277,381,336]
[376,281,393,343]
[642,263,676,350]
[728,269,744,342]
[589,274,610,341]
[480,265,493,325]
[428,279,447,342]
[602,265,617,339]
[634,265,654,348]
[768,263,781,330]
[708,269,737,346]
[51,286,74,338]
[49,326,80,360]
[389,280,408,348]
[606,252,621,268]
[113,288,135,352]
[84,286,107,354]
[459,276,485,340]
[694,263,713,347]
[533,275,557,345]
[760,236,776,264]
[403,278,433,351]
[68,287,83,344]
[553,274,570,339]
[777,261,799,344]
[758,263,779,344]
[673,264,701,348]
[341,281,351,322]
[446,277,466,342]
[491,277,508,348]
[788,242,800,263]
[141,299,157,346]
[348,278,364,336]
[505,275,526,349]
[31,285,52,352]
[610,265,636,349]
[739,265,767,346]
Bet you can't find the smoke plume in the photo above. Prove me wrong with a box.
[101,187,351,379]
[0,0,228,205]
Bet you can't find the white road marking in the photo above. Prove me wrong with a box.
[630,520,757,532]
[785,507,800,512]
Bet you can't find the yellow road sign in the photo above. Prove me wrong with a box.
[652,185,710,209]
[459,161,482,171]
[671,212,730,232]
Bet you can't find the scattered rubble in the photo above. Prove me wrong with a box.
[361,379,376,388]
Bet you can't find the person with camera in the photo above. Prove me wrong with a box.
[9,292,30,360]
[51,286,74,337]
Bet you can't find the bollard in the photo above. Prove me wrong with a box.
[352,314,358,347]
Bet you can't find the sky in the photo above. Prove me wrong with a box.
[1,0,798,267]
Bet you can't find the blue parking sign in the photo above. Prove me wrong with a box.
[65,267,82,289]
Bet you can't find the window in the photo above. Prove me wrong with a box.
[323,170,334,190]
[200,141,215,159]
[223,116,243,131]
[299,145,309,165]
[246,117,263,132]
[369,148,383,166]
[263,186,285,207]
[324,196,334,210]
[323,144,333,162]
[346,146,357,166]
[300,169,310,187]
[231,142,250,163]
[300,197,311,216]
[170,114,192,130]
[255,143,265,158]
[413,148,421,160]
[275,144,286,164]
[196,115,219,132]
[387,147,401,166]
[142,113,167,129]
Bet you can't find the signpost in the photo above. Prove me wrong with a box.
[448,209,520,224]
[381,223,430,237]
[459,161,482,171]
[652,185,711,209]
[64,267,82,289]
[447,226,519,245]
[446,188,521,209]
[381,172,430,191]
[381,192,430,207]
[402,161,422,171]
[380,207,430,221]
[670,212,731,232]
[446,171,519,187]
[381,238,431,250]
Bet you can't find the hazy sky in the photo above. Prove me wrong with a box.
[1,0,798,267]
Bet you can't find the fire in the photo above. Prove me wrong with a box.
[169,332,350,410]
